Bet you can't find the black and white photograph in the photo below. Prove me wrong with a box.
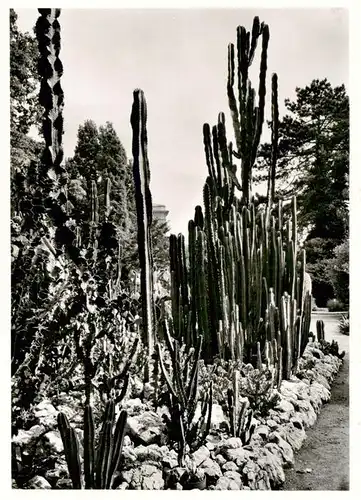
[8,2,354,492]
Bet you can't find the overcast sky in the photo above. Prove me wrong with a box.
[16,8,348,235]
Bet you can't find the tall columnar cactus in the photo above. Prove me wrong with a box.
[267,73,279,213]
[227,17,270,205]
[36,8,64,180]
[130,89,155,381]
[163,18,312,381]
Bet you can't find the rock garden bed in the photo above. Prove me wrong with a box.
[12,341,343,490]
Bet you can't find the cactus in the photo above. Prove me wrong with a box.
[157,331,213,466]
[227,17,270,205]
[36,9,64,180]
[131,18,312,397]
[57,401,127,489]
[130,89,155,381]
[316,319,326,342]
[224,385,255,444]
[267,73,279,213]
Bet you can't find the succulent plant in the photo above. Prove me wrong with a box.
[57,400,127,489]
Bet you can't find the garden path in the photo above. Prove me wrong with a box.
[281,323,349,491]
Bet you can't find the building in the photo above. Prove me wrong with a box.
[152,204,169,222]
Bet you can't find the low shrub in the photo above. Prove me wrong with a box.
[326,298,345,312]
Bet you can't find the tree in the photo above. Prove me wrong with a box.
[66,120,170,281]
[10,9,39,136]
[10,9,43,213]
[256,79,349,306]
[257,79,349,238]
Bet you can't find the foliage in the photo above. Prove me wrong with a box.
[304,237,337,307]
[338,314,349,336]
[256,79,349,307]
[256,79,349,235]
[325,240,349,307]
[10,9,40,136]
[326,298,345,312]
[318,339,345,359]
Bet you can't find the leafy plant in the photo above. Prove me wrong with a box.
[338,314,349,336]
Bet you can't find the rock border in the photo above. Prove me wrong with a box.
[13,341,343,490]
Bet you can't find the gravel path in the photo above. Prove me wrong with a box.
[281,322,349,491]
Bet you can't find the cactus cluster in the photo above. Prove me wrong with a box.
[58,400,127,489]
[157,330,213,465]
[164,18,312,379]
[224,370,255,443]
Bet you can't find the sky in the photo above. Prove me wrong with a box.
[16,8,349,235]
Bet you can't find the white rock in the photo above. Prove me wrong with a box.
[199,457,222,480]
[25,476,52,489]
[13,425,45,447]
[192,445,210,466]
[129,463,164,489]
[222,460,238,472]
[215,476,241,490]
[43,430,63,454]
[34,400,58,427]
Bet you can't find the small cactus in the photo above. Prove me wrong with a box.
[57,400,127,489]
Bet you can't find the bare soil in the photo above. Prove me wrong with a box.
[281,351,349,491]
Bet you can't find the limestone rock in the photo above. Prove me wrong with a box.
[34,400,58,427]
[199,457,222,482]
[278,422,306,451]
[215,454,227,467]
[128,463,164,490]
[294,398,317,427]
[242,460,270,490]
[215,471,243,490]
[192,445,210,466]
[126,411,166,445]
[256,447,285,487]
[223,470,243,488]
[217,436,243,453]
[56,478,74,489]
[222,460,239,472]
[253,424,270,440]
[12,425,46,448]
[123,398,147,416]
[25,476,52,489]
[43,430,63,454]
[224,446,251,464]
[193,403,227,429]
[267,432,294,467]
